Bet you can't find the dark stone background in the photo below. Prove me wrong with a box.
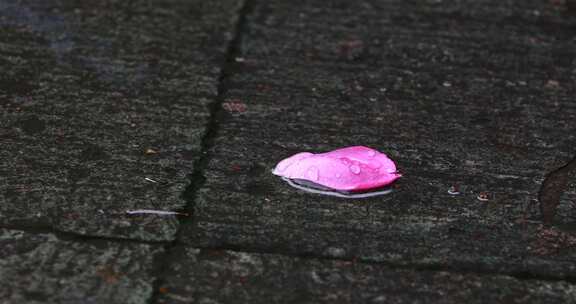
[1,0,576,303]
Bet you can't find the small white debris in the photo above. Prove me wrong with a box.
[447,185,460,195]
[477,192,490,202]
[125,209,188,216]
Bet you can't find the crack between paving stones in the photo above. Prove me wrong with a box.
[181,244,576,285]
[147,0,255,303]
[137,1,576,298]
[4,1,573,297]
[5,222,570,287]
[0,224,169,246]
[3,220,575,285]
[7,220,575,287]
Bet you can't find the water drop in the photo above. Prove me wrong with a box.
[350,165,361,174]
[368,160,382,168]
[367,150,376,157]
[306,166,320,181]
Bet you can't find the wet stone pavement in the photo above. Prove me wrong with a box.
[1,0,576,303]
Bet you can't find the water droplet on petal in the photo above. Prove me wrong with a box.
[335,173,342,178]
[350,165,361,174]
[367,150,376,157]
[306,166,320,181]
[367,160,381,168]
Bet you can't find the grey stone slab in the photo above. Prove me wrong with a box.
[0,228,162,304]
[183,0,576,278]
[157,248,576,304]
[0,0,243,240]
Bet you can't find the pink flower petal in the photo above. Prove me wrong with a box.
[273,146,400,192]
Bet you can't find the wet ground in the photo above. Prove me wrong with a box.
[1,0,576,303]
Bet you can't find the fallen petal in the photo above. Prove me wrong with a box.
[273,146,400,194]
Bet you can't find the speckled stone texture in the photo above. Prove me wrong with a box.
[182,0,576,279]
[156,248,576,304]
[3,0,576,303]
[0,0,243,241]
[0,228,162,304]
